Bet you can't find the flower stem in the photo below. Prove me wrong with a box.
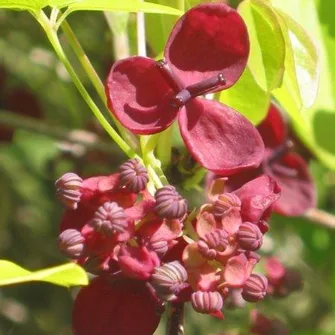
[304,208,335,229]
[32,10,137,156]
[165,302,185,335]
[60,19,139,150]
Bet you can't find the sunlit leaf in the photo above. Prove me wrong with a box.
[220,66,270,125]
[238,0,285,92]
[0,261,88,287]
[66,0,182,16]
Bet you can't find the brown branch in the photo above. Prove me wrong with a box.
[165,302,184,335]
[304,208,335,229]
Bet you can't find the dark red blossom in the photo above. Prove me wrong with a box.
[73,277,162,335]
[106,3,264,174]
[210,103,315,216]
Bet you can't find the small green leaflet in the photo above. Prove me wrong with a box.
[0,261,88,287]
[0,0,182,15]
[238,0,285,92]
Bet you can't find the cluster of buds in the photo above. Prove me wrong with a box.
[55,160,282,334]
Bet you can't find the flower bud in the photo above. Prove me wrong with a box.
[242,273,268,302]
[154,186,187,219]
[197,229,228,260]
[148,240,169,256]
[55,173,83,210]
[151,261,188,301]
[237,222,263,251]
[213,193,241,217]
[191,291,223,314]
[58,229,85,259]
[91,202,128,235]
[119,158,149,193]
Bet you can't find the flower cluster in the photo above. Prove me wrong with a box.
[55,159,281,334]
[56,159,188,335]
[105,3,264,175]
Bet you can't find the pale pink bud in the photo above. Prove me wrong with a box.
[197,229,228,260]
[151,261,188,301]
[237,222,263,251]
[58,229,85,259]
[191,291,223,314]
[213,193,241,217]
[119,158,149,193]
[242,273,268,302]
[91,201,127,235]
[154,186,187,219]
[55,172,83,210]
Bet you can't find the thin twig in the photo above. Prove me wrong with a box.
[304,208,335,229]
[137,0,147,57]
[165,302,184,335]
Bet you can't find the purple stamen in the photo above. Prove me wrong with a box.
[156,59,184,93]
[187,73,226,97]
[268,140,294,164]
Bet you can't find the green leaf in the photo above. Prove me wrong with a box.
[0,0,45,10]
[238,0,285,92]
[66,0,182,16]
[272,6,319,109]
[0,261,88,287]
[220,66,270,125]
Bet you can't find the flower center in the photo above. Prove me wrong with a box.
[268,140,294,164]
[156,59,226,108]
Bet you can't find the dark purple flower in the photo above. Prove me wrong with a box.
[105,3,264,175]
[209,103,315,216]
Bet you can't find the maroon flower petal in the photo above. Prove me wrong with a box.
[178,98,264,175]
[73,278,161,335]
[165,3,249,90]
[106,56,178,134]
[266,153,316,216]
[234,175,281,223]
[257,103,287,148]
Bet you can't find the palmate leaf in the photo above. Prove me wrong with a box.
[0,261,88,287]
[0,0,182,15]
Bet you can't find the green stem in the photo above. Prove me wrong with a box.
[177,0,185,12]
[33,10,136,159]
[60,20,139,150]
[156,127,172,168]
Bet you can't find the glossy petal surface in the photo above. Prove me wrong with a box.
[106,56,178,134]
[165,3,249,90]
[73,277,161,335]
[266,153,315,216]
[178,98,264,175]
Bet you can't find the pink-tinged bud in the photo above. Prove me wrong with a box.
[242,274,268,302]
[191,291,223,314]
[213,193,241,217]
[91,201,127,235]
[237,222,263,251]
[151,261,188,301]
[119,158,149,193]
[149,240,169,256]
[58,229,85,259]
[154,186,187,219]
[197,229,228,260]
[55,172,83,210]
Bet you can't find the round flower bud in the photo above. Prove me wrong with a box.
[119,158,149,193]
[151,261,188,301]
[58,229,85,259]
[148,240,169,256]
[154,186,187,219]
[91,202,128,235]
[237,222,263,251]
[242,273,268,302]
[197,229,228,260]
[191,291,223,314]
[213,193,241,217]
[55,172,83,210]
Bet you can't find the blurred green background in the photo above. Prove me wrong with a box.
[1,1,335,334]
